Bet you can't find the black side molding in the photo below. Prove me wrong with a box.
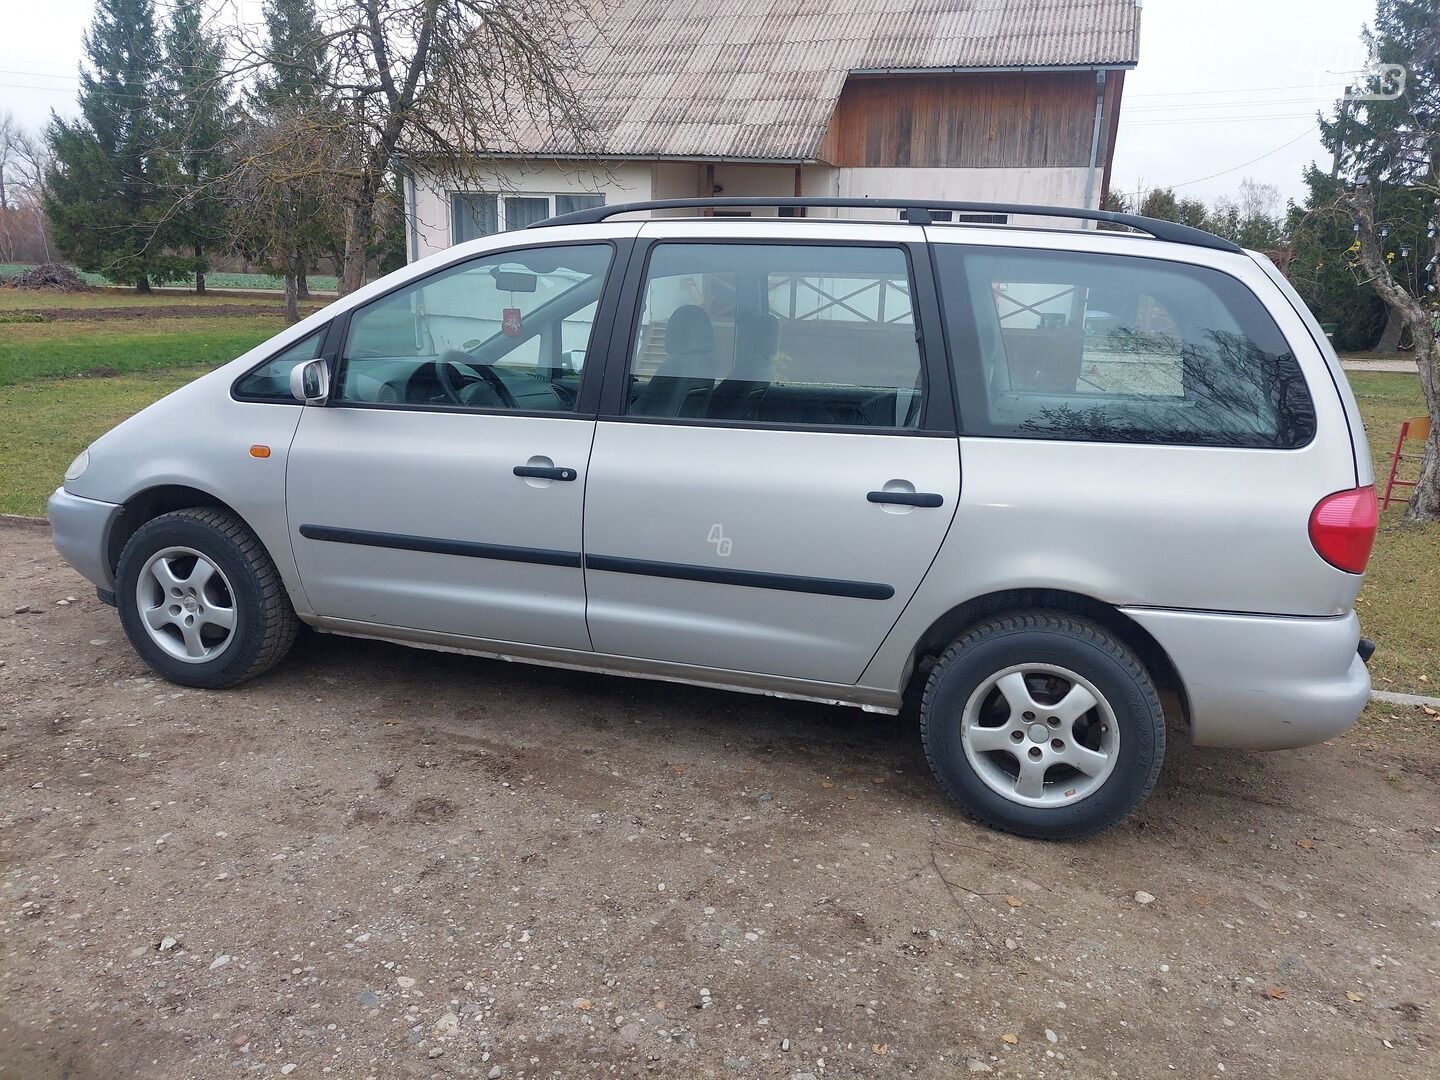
[298,525,582,568]
[297,525,894,600]
[585,553,894,600]
[867,491,944,508]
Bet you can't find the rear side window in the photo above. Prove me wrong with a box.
[935,246,1315,448]
[624,243,925,429]
[233,328,326,402]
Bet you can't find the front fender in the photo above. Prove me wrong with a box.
[65,374,310,616]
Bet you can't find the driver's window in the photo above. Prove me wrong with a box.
[335,243,612,412]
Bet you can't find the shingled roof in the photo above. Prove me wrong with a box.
[507,0,1140,162]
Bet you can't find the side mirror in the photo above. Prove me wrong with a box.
[289,358,331,405]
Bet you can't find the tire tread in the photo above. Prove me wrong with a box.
[117,508,298,687]
[919,611,1165,839]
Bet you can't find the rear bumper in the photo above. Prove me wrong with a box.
[47,486,121,590]
[1121,606,1370,750]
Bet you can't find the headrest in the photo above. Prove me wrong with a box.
[664,304,714,356]
[735,312,780,358]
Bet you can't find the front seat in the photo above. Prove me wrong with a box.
[709,312,779,420]
[633,304,718,418]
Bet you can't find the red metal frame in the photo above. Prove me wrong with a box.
[1381,415,1432,510]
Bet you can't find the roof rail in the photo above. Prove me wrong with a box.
[530,197,1243,253]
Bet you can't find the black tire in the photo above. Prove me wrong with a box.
[920,611,1164,839]
[115,508,300,689]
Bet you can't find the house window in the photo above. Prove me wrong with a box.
[555,194,604,216]
[451,194,498,243]
[504,196,551,230]
[450,192,606,244]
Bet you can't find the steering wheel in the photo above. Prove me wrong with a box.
[434,351,518,409]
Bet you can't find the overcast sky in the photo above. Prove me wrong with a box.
[1,0,1377,209]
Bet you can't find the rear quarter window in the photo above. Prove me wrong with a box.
[934,246,1316,448]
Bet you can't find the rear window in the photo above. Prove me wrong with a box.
[934,246,1315,448]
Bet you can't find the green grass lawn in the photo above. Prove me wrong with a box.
[0,365,213,516]
[1,262,339,293]
[1346,370,1440,696]
[0,314,289,386]
[0,289,322,312]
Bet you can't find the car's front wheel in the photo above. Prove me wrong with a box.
[920,612,1165,839]
[115,508,299,688]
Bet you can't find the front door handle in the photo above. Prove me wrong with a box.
[514,465,577,481]
[867,490,943,508]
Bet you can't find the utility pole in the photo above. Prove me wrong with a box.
[1331,86,1352,179]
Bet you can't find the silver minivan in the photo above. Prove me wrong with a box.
[48,199,1379,838]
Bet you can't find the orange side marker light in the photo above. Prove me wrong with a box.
[249,444,271,459]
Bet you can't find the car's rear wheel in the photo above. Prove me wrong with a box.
[920,611,1164,839]
[115,508,299,688]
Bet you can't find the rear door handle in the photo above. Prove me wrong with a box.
[514,465,577,481]
[867,490,943,508]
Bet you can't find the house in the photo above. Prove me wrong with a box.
[403,0,1140,260]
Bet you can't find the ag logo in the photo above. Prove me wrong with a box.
[1346,63,1405,101]
[707,524,733,557]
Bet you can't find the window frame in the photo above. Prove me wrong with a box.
[596,237,957,437]
[449,190,606,244]
[230,321,343,405]
[932,243,1317,451]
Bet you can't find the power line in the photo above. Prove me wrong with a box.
[1126,82,1344,100]
[0,68,78,82]
[1116,126,1318,196]
[1125,96,1337,114]
[0,81,79,94]
[1123,113,1321,127]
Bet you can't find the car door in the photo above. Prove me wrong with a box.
[581,223,961,686]
[286,233,632,650]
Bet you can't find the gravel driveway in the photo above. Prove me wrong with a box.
[1,519,1436,1079]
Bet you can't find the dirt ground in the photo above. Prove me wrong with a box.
[1,518,1436,1080]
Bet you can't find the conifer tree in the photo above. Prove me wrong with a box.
[44,0,185,290]
[162,4,232,294]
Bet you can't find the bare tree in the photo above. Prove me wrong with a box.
[1237,178,1282,221]
[0,113,54,263]
[232,0,600,294]
[1345,186,1439,519]
[0,111,16,214]
[224,111,347,322]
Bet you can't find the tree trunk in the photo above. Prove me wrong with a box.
[1406,422,1440,522]
[194,241,206,296]
[136,275,152,295]
[1344,187,1440,522]
[1401,330,1440,522]
[297,266,310,300]
[283,258,300,324]
[1375,308,1405,354]
[341,187,375,296]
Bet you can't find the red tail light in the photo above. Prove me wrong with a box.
[1309,485,1378,574]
